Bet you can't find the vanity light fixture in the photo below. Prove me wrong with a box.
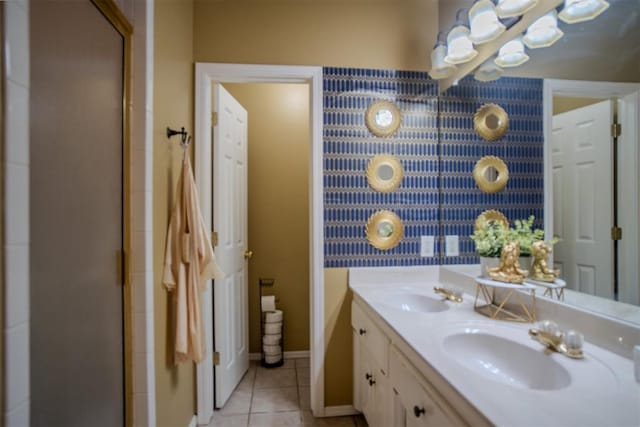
[474,57,504,81]
[429,33,457,79]
[445,10,478,65]
[523,10,564,48]
[494,36,530,67]
[495,0,539,18]
[468,0,506,44]
[558,0,610,24]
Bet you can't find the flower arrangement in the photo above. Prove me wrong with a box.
[470,218,508,258]
[506,215,545,257]
[471,215,554,257]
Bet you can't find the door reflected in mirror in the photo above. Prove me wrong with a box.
[549,93,639,309]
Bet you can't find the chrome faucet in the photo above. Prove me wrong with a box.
[529,320,584,359]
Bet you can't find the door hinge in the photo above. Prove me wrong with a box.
[212,111,218,127]
[611,123,621,138]
[211,231,218,247]
[213,351,220,366]
[611,226,622,241]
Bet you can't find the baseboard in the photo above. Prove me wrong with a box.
[249,350,310,361]
[284,350,310,359]
[187,415,197,427]
[323,405,359,417]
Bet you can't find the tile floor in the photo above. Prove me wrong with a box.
[209,358,367,427]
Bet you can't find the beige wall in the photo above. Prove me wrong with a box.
[324,268,352,406]
[193,0,439,72]
[153,0,196,425]
[553,96,604,115]
[191,2,442,407]
[223,83,311,353]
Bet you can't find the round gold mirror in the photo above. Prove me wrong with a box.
[366,154,403,193]
[475,209,509,232]
[473,156,509,193]
[366,210,403,250]
[366,100,401,137]
[474,103,509,141]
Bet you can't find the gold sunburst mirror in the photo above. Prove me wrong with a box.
[473,156,509,193]
[366,210,403,250]
[474,103,509,141]
[366,154,403,193]
[365,100,401,137]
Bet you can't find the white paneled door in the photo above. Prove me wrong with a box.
[552,100,614,298]
[213,84,250,408]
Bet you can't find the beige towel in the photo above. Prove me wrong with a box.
[163,155,225,364]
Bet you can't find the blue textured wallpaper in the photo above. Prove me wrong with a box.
[323,67,440,268]
[439,76,544,264]
[322,67,544,268]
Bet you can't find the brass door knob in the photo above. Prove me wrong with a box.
[244,250,253,260]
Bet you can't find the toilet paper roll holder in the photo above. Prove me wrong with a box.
[259,277,284,368]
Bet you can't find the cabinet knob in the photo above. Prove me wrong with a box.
[359,328,367,335]
[413,406,426,418]
[368,379,376,386]
[365,373,372,380]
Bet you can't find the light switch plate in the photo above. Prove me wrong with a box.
[445,235,459,257]
[420,235,434,257]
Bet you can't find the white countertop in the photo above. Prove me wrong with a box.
[349,266,640,427]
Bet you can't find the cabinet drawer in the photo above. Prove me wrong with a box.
[391,347,466,427]
[352,301,389,373]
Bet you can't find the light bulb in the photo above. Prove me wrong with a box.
[559,0,610,24]
[474,58,504,82]
[429,44,457,79]
[495,0,539,18]
[523,10,564,48]
[445,25,478,65]
[495,36,530,68]
[469,0,506,44]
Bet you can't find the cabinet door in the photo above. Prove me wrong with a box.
[360,351,375,425]
[391,348,466,427]
[372,367,392,427]
[353,328,363,412]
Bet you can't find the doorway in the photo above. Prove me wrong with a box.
[217,82,311,403]
[543,79,640,306]
[194,64,324,425]
[29,0,132,425]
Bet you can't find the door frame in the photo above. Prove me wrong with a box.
[89,1,134,425]
[194,63,324,424]
[543,79,640,302]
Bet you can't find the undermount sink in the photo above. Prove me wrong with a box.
[377,292,449,313]
[443,332,571,390]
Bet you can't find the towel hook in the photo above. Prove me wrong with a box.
[166,126,190,147]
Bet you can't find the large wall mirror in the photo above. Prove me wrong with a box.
[438,0,640,324]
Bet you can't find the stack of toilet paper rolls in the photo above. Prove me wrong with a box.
[261,295,283,364]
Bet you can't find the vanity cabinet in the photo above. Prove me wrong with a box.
[390,347,465,427]
[352,302,391,427]
[352,299,475,427]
